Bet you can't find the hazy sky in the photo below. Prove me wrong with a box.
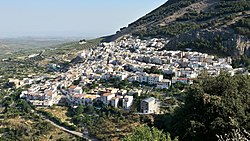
[0,0,166,38]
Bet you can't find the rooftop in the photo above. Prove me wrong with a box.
[143,97,155,103]
[69,85,77,89]
[102,93,113,97]
[73,94,85,98]
[84,95,100,99]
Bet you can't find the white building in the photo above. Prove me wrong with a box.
[137,74,148,83]
[110,97,120,108]
[100,93,115,105]
[147,74,163,84]
[122,95,133,110]
[68,86,83,94]
[141,97,159,114]
[172,77,190,84]
[70,94,85,105]
[156,79,171,89]
[83,95,100,105]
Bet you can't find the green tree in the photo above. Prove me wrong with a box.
[17,99,32,113]
[75,105,85,115]
[162,73,250,141]
[123,125,178,141]
[85,105,94,114]
[2,97,13,107]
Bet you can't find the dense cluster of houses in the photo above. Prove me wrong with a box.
[16,36,249,114]
[20,78,62,107]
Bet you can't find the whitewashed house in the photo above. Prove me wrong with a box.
[68,86,83,94]
[110,97,120,108]
[141,97,159,114]
[100,93,115,105]
[122,95,133,110]
[156,79,171,89]
[147,74,163,84]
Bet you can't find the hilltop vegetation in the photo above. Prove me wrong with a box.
[133,22,200,38]
[130,0,250,38]
[233,17,250,38]
[129,0,202,28]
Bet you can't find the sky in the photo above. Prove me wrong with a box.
[0,0,166,38]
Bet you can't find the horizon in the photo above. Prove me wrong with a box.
[0,0,166,38]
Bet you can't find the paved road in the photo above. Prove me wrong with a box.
[34,111,99,141]
[44,118,84,138]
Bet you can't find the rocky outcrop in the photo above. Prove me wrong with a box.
[235,35,250,57]
[165,28,250,58]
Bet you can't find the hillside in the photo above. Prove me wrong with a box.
[0,43,12,55]
[110,0,250,58]
[0,38,76,59]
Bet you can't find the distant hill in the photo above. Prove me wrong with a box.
[0,37,77,58]
[109,0,250,58]
[0,43,12,55]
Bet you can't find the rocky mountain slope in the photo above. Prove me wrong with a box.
[109,0,250,58]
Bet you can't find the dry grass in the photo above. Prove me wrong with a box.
[37,106,73,125]
[0,116,33,128]
[39,128,79,141]
[0,116,80,141]
[91,115,141,141]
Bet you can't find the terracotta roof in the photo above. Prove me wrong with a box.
[69,86,77,89]
[73,94,85,98]
[46,91,53,96]
[84,95,100,99]
[111,97,120,100]
[102,93,113,97]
